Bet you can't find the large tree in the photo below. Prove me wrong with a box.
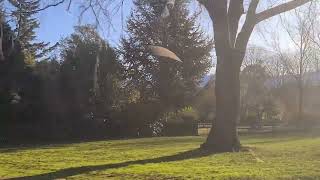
[194,0,312,152]
[119,0,213,136]
[121,0,213,112]
[59,25,122,123]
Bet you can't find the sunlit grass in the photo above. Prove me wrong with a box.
[0,133,319,179]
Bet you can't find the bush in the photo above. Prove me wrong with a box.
[163,107,199,136]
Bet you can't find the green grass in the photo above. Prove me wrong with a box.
[1,133,320,180]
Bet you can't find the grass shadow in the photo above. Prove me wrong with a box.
[0,137,203,154]
[6,148,214,180]
[0,137,120,154]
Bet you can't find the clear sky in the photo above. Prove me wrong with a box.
[36,1,134,47]
[36,4,75,46]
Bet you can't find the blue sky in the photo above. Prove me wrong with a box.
[36,1,134,47]
[36,5,75,45]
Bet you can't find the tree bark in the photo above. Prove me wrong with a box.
[0,18,5,61]
[298,74,304,128]
[198,0,241,152]
[201,50,241,152]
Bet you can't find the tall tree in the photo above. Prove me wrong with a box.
[60,25,122,124]
[9,0,53,61]
[0,18,47,141]
[272,6,315,127]
[121,0,213,113]
[240,64,269,127]
[194,0,312,152]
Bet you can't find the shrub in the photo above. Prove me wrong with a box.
[163,107,199,136]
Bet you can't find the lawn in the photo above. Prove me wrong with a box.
[0,133,320,180]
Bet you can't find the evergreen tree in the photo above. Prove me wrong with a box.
[59,25,123,126]
[121,0,213,112]
[9,0,53,62]
[0,18,46,142]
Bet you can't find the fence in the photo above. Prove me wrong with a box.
[197,123,275,136]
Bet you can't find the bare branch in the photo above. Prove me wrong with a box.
[256,0,311,23]
[228,0,244,46]
[234,0,259,62]
[18,0,68,14]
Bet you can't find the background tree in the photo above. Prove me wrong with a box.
[271,5,315,127]
[59,25,122,137]
[240,64,270,128]
[193,75,216,123]
[239,46,280,127]
[9,0,55,62]
[0,17,48,141]
[120,0,213,135]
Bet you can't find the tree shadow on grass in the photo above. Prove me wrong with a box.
[0,138,119,154]
[0,137,202,154]
[7,148,214,180]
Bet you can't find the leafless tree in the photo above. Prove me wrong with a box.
[271,4,316,127]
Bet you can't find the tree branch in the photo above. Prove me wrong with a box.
[234,0,259,63]
[256,0,311,23]
[14,0,68,14]
[228,0,244,47]
[198,0,230,56]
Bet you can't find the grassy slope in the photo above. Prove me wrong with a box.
[0,133,320,180]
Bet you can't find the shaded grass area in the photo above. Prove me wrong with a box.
[0,133,320,179]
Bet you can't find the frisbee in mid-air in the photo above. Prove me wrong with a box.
[148,45,182,62]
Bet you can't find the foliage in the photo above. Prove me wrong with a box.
[193,75,216,122]
[0,20,49,141]
[120,0,213,112]
[8,0,54,61]
[178,106,199,122]
[118,0,213,136]
[240,63,280,127]
[166,106,199,123]
[59,25,123,121]
[160,106,199,136]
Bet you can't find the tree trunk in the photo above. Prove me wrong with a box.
[297,75,304,128]
[0,19,5,61]
[202,50,241,152]
[297,52,303,128]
